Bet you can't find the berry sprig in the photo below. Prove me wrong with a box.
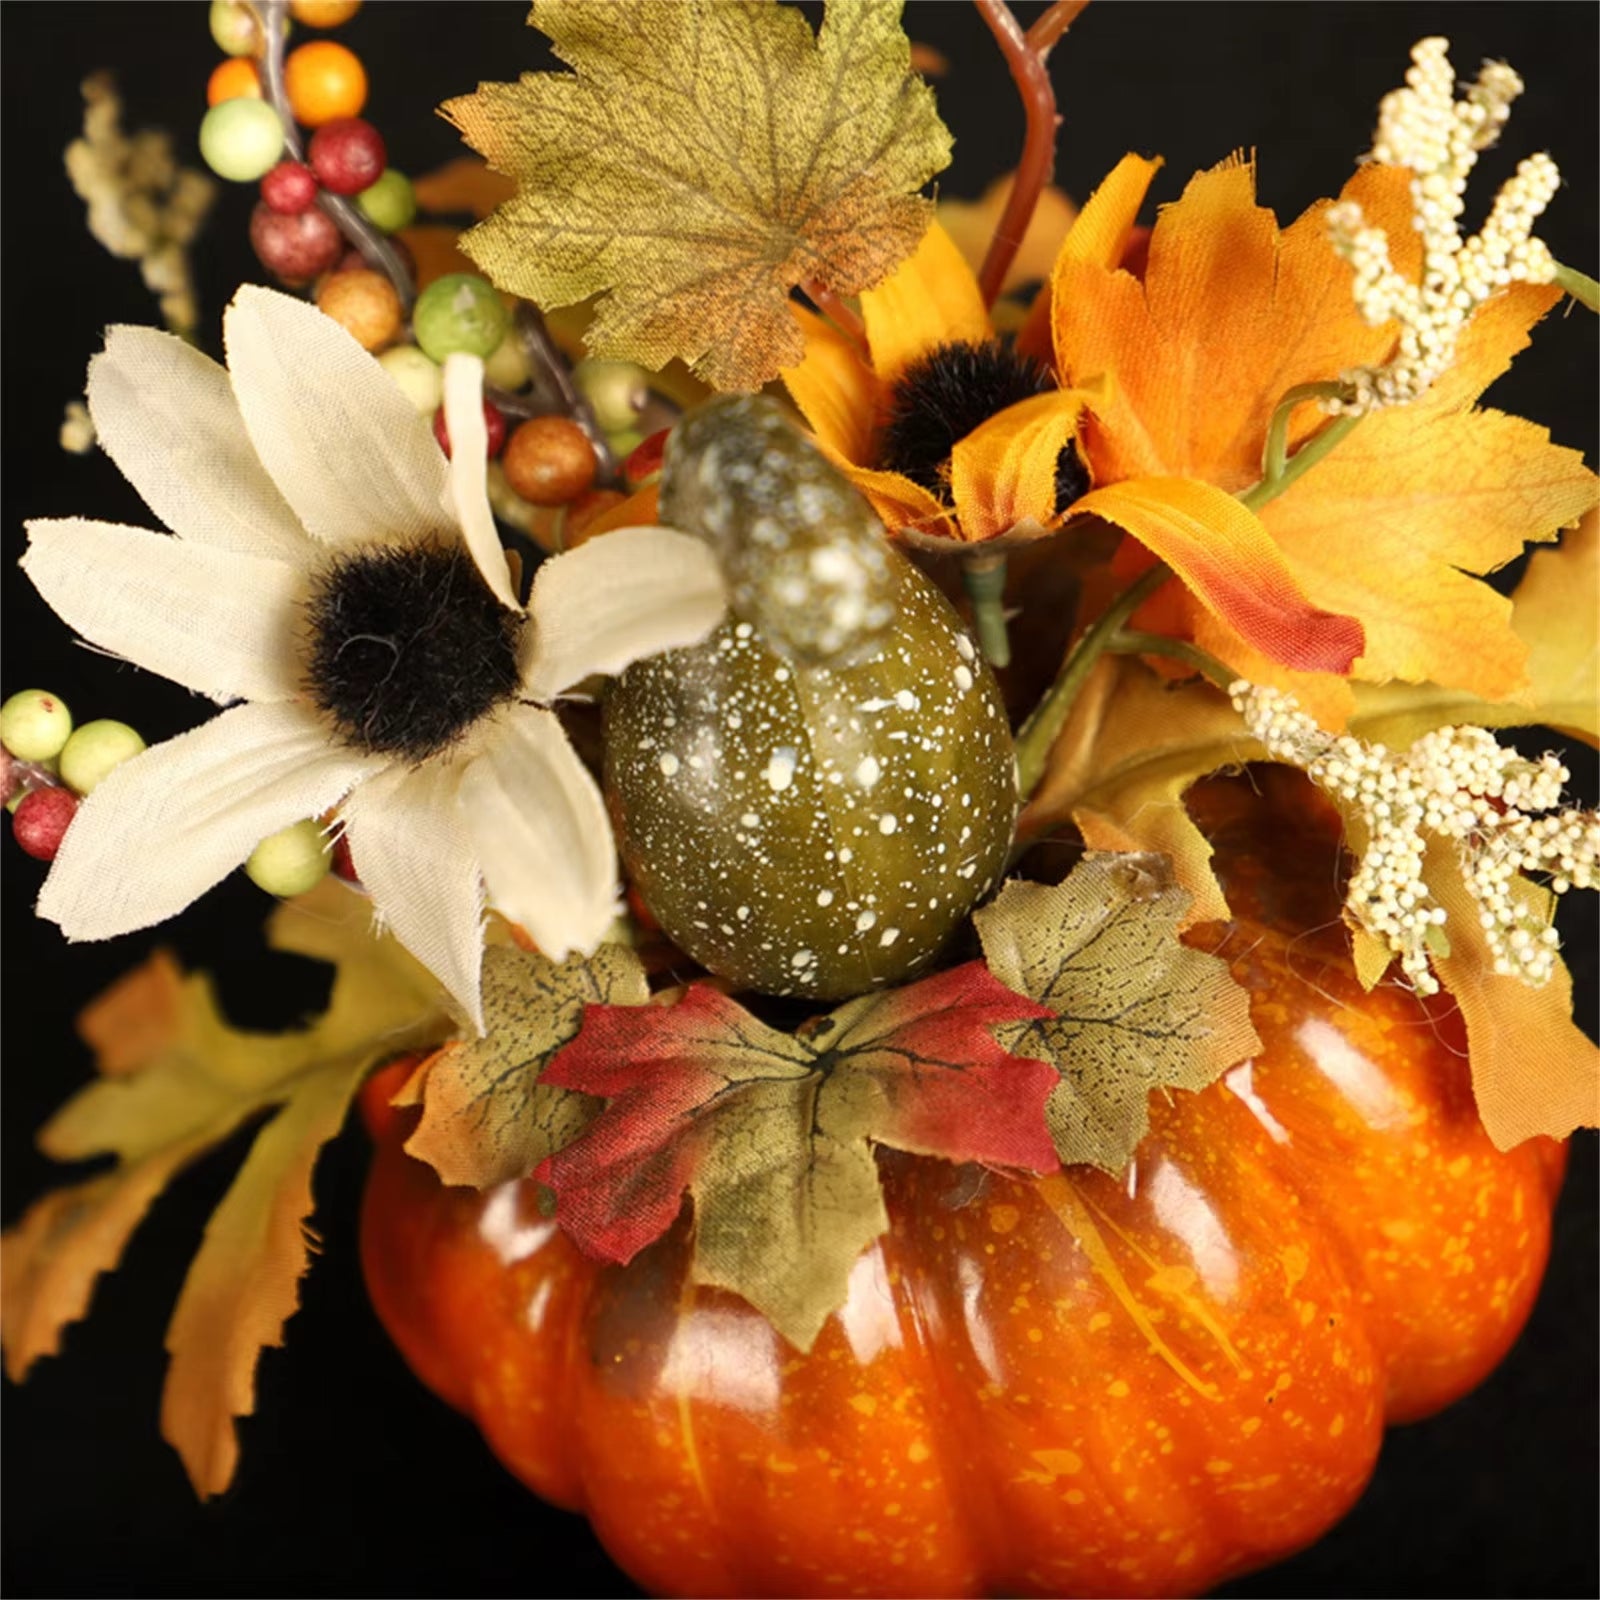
[0,690,145,863]
[199,0,653,543]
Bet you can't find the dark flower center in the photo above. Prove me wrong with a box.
[878,338,1090,516]
[303,542,524,762]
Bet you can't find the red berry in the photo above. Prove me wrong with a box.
[13,786,79,862]
[624,427,671,487]
[433,399,507,460]
[330,831,360,884]
[308,117,386,196]
[250,201,343,284]
[260,160,320,215]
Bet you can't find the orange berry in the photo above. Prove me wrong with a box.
[207,56,262,107]
[284,39,367,127]
[290,0,362,24]
[503,417,599,507]
[315,269,401,352]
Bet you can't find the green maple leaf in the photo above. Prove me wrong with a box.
[400,941,648,1188]
[443,0,952,390]
[973,853,1262,1173]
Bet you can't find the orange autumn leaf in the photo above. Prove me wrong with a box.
[1428,863,1598,1150]
[0,882,447,1496]
[411,155,516,220]
[1052,156,1598,716]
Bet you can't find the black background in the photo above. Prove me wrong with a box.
[2,4,1595,1597]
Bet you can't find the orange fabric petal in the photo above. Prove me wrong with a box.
[1019,152,1162,363]
[949,390,1091,543]
[1075,476,1364,675]
[860,221,991,384]
[782,305,879,466]
[834,462,954,542]
[1053,159,1418,491]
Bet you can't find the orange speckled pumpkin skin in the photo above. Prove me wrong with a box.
[359,771,1566,1598]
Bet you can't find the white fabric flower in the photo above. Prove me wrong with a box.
[22,285,726,1030]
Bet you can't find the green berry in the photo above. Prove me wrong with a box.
[412,273,509,362]
[209,0,260,54]
[59,719,146,795]
[574,359,649,434]
[200,98,286,183]
[482,332,531,391]
[245,819,331,897]
[1,689,73,762]
[377,345,443,414]
[606,427,646,462]
[355,168,417,233]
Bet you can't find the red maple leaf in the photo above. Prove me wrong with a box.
[534,962,1057,1347]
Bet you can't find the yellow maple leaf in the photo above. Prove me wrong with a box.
[1049,155,1600,725]
[443,0,951,392]
[0,882,448,1497]
[1026,511,1600,928]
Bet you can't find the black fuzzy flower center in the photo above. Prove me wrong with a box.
[303,542,524,762]
[878,338,1090,515]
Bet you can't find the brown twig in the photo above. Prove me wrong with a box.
[973,0,1083,307]
[251,0,417,312]
[1025,0,1090,59]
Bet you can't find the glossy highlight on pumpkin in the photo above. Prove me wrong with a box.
[360,771,1564,1598]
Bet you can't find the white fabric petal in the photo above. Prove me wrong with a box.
[38,701,385,941]
[86,325,312,562]
[522,526,728,701]
[442,352,520,611]
[340,759,488,1032]
[458,705,619,963]
[23,519,306,704]
[223,285,449,548]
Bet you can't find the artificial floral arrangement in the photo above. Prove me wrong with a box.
[2,2,1596,1596]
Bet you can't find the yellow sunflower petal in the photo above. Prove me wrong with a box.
[939,174,1078,295]
[834,461,954,541]
[1075,476,1364,674]
[782,305,879,465]
[949,390,1092,543]
[860,220,991,384]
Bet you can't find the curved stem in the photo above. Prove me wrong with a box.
[973,0,1061,308]
[1239,411,1362,515]
[962,553,1012,668]
[253,1,416,313]
[1025,0,1091,58]
[1257,381,1348,487]
[1552,259,1600,313]
[1106,629,1235,689]
[1015,560,1171,799]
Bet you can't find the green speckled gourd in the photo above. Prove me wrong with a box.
[604,397,1017,999]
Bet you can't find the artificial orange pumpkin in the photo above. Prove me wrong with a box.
[359,770,1564,1598]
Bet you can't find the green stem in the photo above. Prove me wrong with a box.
[1552,260,1600,314]
[1015,561,1171,799]
[1106,630,1236,690]
[1240,411,1362,516]
[963,554,1012,668]
[1256,382,1349,487]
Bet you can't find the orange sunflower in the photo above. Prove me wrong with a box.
[784,153,1599,721]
